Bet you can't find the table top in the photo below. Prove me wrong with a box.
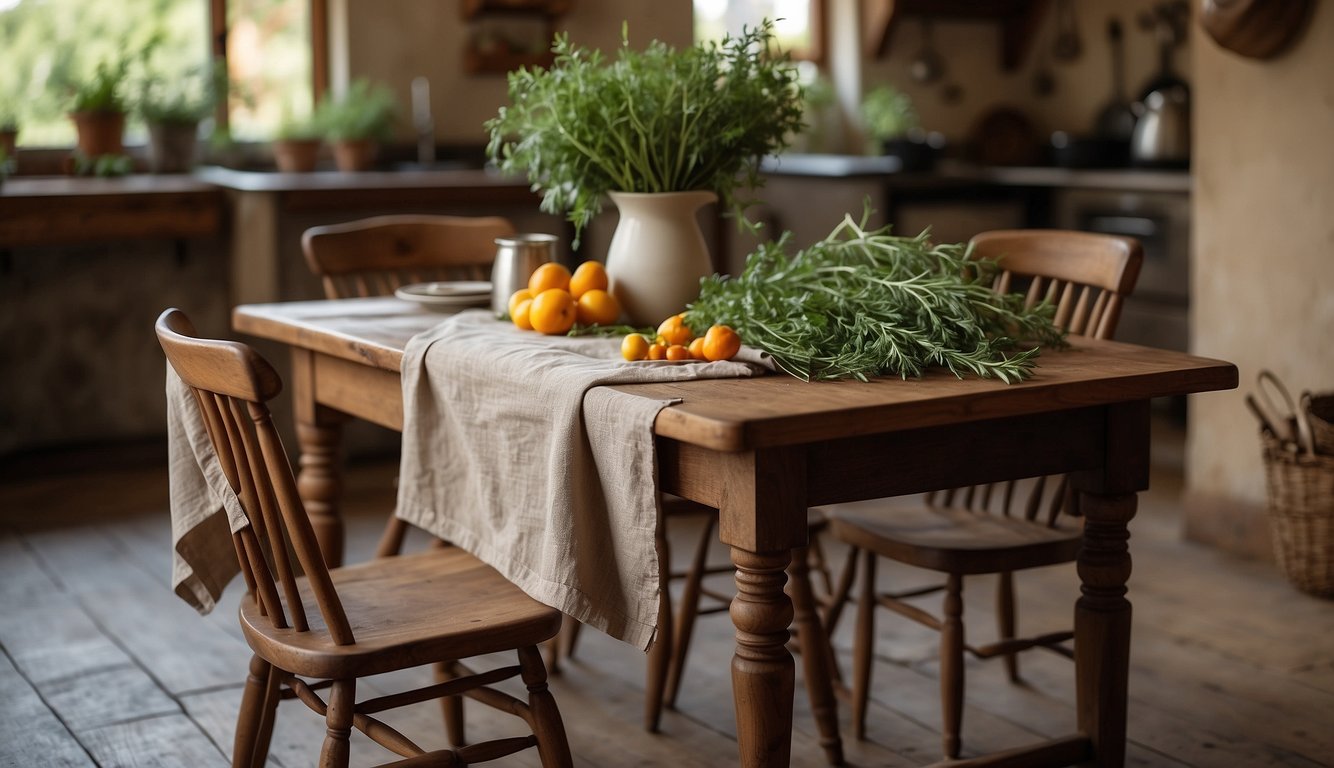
[234,297,1237,452]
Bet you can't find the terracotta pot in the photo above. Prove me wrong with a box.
[273,138,321,172]
[331,139,377,172]
[70,111,126,157]
[604,190,717,326]
[147,121,200,174]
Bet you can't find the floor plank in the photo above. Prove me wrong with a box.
[3,450,1333,768]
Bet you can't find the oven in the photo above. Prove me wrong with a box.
[1055,188,1191,353]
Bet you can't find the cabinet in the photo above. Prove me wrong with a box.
[864,0,1047,70]
[460,0,574,74]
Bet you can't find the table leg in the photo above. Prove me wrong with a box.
[1074,491,1137,768]
[731,547,795,768]
[787,546,844,765]
[296,420,345,568]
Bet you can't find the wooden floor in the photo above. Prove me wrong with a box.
[2,442,1333,767]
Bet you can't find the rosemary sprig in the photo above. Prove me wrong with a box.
[686,212,1066,383]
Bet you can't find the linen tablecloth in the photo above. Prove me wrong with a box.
[396,310,764,650]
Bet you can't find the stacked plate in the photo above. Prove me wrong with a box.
[394,281,492,312]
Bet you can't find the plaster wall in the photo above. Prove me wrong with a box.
[1185,2,1334,543]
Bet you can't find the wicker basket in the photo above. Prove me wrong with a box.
[1303,391,1334,457]
[1261,432,1334,598]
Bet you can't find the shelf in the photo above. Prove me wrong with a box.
[864,0,1048,71]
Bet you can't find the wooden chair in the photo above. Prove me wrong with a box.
[156,308,571,768]
[825,229,1144,759]
[302,213,515,558]
[301,214,515,299]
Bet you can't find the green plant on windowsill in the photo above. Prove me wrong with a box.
[316,78,397,142]
[71,58,132,116]
[860,84,919,143]
[138,59,226,173]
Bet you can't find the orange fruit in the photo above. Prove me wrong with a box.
[508,288,533,318]
[528,262,571,295]
[703,324,741,361]
[512,298,534,331]
[647,342,668,360]
[688,337,707,360]
[576,289,621,326]
[621,333,650,361]
[656,314,693,347]
[665,344,690,361]
[569,261,609,299]
[528,289,576,335]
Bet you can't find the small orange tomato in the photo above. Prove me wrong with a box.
[621,333,650,361]
[702,324,741,361]
[656,313,693,347]
[688,337,707,360]
[528,289,577,335]
[665,344,690,361]
[647,342,668,361]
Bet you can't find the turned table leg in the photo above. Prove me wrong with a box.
[1075,491,1136,768]
[731,547,795,768]
[290,348,347,568]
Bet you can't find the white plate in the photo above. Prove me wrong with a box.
[395,281,493,311]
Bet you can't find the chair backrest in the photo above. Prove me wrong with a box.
[929,229,1144,525]
[301,214,516,299]
[156,308,355,645]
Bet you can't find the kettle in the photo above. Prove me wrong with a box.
[1130,85,1190,167]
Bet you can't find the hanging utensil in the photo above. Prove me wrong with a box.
[909,19,945,85]
[1094,19,1137,141]
[1052,0,1083,62]
[1032,27,1056,97]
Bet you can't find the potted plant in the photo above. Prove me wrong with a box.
[486,20,804,324]
[272,113,323,173]
[138,60,223,174]
[317,78,397,172]
[0,116,16,173]
[860,84,936,172]
[69,59,131,160]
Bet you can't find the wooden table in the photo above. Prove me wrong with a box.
[234,297,1237,768]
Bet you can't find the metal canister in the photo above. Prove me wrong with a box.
[491,233,557,315]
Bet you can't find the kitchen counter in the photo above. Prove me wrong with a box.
[760,154,1192,194]
[0,176,223,247]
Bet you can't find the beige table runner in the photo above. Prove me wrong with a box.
[397,310,763,650]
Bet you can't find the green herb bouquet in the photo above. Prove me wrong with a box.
[686,212,1067,383]
[486,20,805,244]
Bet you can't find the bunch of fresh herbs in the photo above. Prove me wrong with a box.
[486,20,805,244]
[71,59,131,115]
[686,212,1066,383]
[316,78,398,141]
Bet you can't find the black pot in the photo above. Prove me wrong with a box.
[1048,132,1130,168]
[881,138,938,172]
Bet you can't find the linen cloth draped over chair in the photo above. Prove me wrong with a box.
[825,229,1144,760]
[158,308,572,768]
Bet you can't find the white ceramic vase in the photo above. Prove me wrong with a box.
[605,190,717,326]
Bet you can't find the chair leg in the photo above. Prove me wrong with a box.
[644,542,674,733]
[663,513,715,709]
[434,660,466,746]
[789,545,845,766]
[821,545,861,688]
[851,550,876,741]
[807,532,837,601]
[233,655,273,768]
[996,570,1020,683]
[940,574,965,760]
[560,613,584,661]
[374,516,408,558]
[518,646,573,768]
[545,615,575,674]
[318,679,355,768]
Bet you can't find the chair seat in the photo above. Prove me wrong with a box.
[241,547,563,680]
[829,504,1084,576]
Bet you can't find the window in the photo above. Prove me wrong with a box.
[693,0,823,62]
[0,0,321,146]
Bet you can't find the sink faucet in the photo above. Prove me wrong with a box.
[412,76,435,167]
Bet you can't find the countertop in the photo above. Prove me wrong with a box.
[760,154,1192,194]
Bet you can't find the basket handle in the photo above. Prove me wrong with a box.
[1297,391,1317,456]
[1257,369,1300,445]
